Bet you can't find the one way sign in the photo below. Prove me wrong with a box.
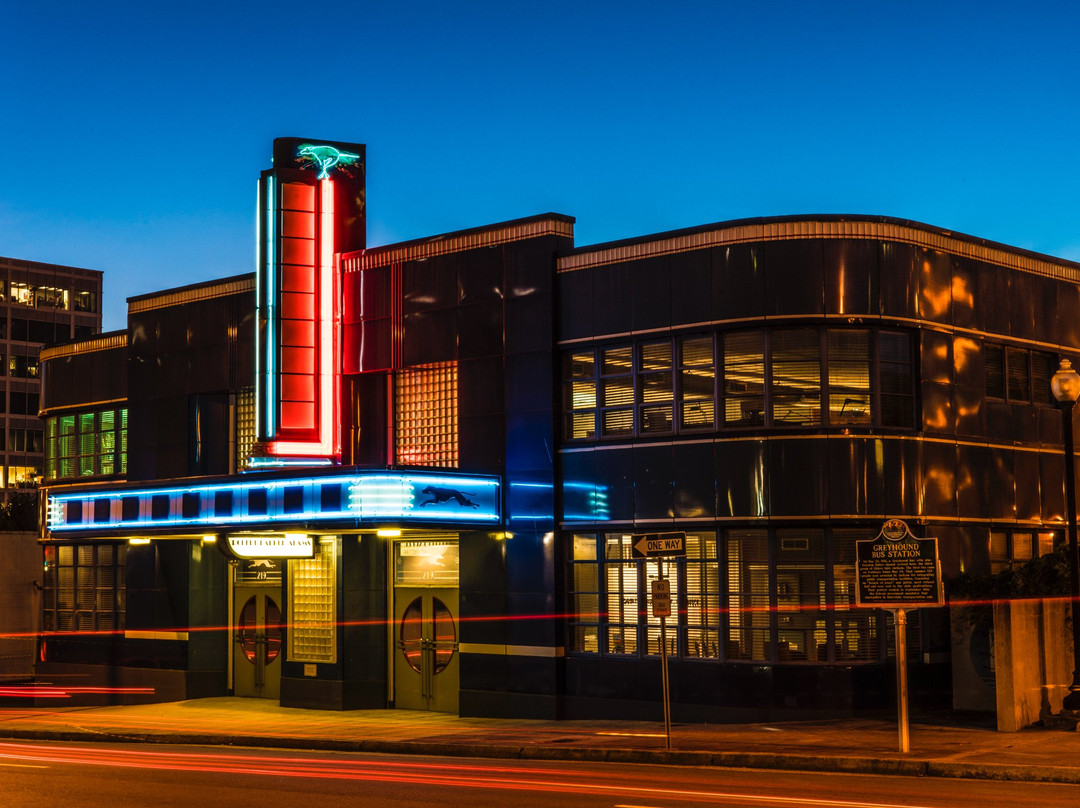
[631,531,687,559]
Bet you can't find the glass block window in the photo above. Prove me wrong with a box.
[288,537,337,663]
[396,362,458,467]
[42,542,127,633]
[235,388,256,470]
[45,408,127,481]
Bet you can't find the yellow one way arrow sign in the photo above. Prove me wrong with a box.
[631,531,686,558]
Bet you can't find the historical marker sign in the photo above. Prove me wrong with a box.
[631,531,687,559]
[855,519,943,608]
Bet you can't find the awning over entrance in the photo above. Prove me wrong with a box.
[43,468,501,537]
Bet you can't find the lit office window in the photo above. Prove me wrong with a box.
[831,529,880,661]
[396,362,458,467]
[679,336,715,430]
[638,342,674,434]
[683,531,720,658]
[8,354,39,378]
[73,290,98,313]
[771,329,821,426]
[9,282,33,306]
[725,529,770,660]
[600,347,634,436]
[827,330,870,425]
[564,352,597,439]
[565,326,915,439]
[5,466,39,488]
[42,543,127,633]
[288,538,337,664]
[569,534,600,653]
[722,331,766,426]
[569,527,885,664]
[604,534,638,654]
[34,286,69,309]
[774,530,826,662]
[45,408,127,481]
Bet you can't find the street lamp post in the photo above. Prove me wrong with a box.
[1051,358,1080,712]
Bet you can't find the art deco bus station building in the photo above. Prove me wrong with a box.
[36,138,1080,721]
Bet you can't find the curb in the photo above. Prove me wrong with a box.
[2,728,1080,784]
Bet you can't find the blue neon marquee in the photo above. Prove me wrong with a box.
[46,470,501,535]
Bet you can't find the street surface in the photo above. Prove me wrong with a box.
[0,739,1077,807]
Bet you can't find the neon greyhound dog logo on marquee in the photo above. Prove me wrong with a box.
[418,486,480,509]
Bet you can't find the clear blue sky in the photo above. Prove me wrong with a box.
[3,1,1079,331]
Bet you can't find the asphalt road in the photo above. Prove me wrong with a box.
[1,739,1078,807]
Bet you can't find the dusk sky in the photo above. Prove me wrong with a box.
[4,1,1079,331]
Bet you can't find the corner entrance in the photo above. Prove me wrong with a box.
[392,538,459,713]
[233,560,283,699]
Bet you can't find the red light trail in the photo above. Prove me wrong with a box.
[0,741,937,807]
[3,595,1077,644]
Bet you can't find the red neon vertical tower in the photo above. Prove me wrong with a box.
[254,138,365,465]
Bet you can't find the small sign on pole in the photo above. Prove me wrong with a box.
[632,533,684,750]
[631,531,686,559]
[855,519,943,754]
[651,578,672,617]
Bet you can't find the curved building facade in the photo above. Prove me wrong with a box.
[556,215,1079,720]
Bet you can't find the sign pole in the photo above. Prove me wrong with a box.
[894,607,910,754]
[634,532,683,750]
[659,560,672,750]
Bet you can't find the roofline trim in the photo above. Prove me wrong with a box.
[345,215,574,271]
[128,275,255,314]
[556,217,1080,283]
[40,332,127,361]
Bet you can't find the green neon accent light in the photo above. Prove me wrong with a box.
[297,144,361,180]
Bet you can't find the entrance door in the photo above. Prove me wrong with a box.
[394,587,459,712]
[233,586,282,699]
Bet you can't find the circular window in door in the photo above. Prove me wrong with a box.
[400,597,423,673]
[237,596,282,665]
[432,597,456,674]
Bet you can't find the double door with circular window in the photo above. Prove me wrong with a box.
[394,587,459,712]
[233,586,282,699]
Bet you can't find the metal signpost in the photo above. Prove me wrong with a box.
[633,532,685,750]
[855,519,943,753]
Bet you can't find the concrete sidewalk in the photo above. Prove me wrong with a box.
[1,697,1079,784]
